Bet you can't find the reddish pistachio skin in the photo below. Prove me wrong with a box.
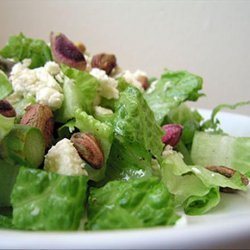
[50,32,86,71]
[161,124,183,147]
[91,53,117,75]
[0,99,16,117]
[70,132,104,169]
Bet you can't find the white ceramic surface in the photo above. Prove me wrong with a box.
[1,110,250,249]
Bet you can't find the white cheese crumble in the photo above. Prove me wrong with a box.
[120,70,147,91]
[9,59,64,110]
[90,68,119,100]
[95,106,113,116]
[192,167,202,175]
[44,138,88,176]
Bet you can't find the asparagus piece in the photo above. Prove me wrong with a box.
[0,124,45,168]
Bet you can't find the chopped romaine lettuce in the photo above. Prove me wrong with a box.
[0,33,52,69]
[114,86,164,160]
[161,152,220,216]
[0,31,249,232]
[0,215,13,229]
[161,150,246,215]
[0,71,12,99]
[0,114,15,141]
[201,101,250,133]
[0,160,20,207]
[55,65,100,122]
[105,86,164,181]
[106,139,153,181]
[87,177,179,230]
[191,132,250,176]
[145,70,203,124]
[11,167,88,231]
[0,125,45,168]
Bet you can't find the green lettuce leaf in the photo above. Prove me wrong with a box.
[0,160,20,207]
[0,114,15,141]
[144,70,203,124]
[0,71,12,99]
[75,109,114,182]
[55,65,100,122]
[0,33,52,69]
[87,177,179,230]
[161,150,247,215]
[114,86,164,160]
[201,101,250,133]
[106,86,164,180]
[0,215,13,229]
[11,167,88,231]
[191,131,250,176]
[161,152,220,215]
[106,139,153,181]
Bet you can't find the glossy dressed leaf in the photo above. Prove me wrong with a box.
[11,167,88,231]
[145,71,203,124]
[106,139,153,181]
[114,86,164,160]
[87,177,179,230]
[191,132,250,176]
[161,150,247,215]
[106,87,164,181]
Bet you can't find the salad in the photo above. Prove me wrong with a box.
[0,32,249,231]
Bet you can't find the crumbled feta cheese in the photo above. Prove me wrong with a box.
[36,87,64,110]
[9,59,64,110]
[44,61,61,75]
[90,68,119,100]
[192,167,202,175]
[95,106,113,116]
[44,138,88,176]
[121,70,147,91]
